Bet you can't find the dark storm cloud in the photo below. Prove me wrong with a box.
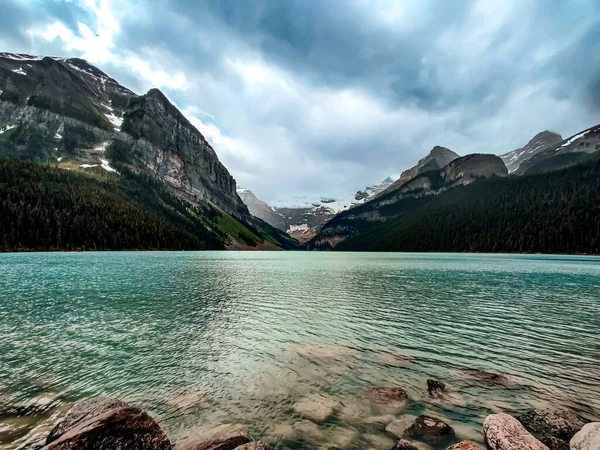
[1,0,599,203]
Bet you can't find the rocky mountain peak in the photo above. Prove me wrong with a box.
[501,130,563,174]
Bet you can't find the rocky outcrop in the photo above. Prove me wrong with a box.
[500,131,562,173]
[518,407,585,450]
[407,415,455,445]
[237,188,287,231]
[484,413,549,450]
[570,422,600,450]
[42,396,171,449]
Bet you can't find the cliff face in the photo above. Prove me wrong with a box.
[237,188,288,231]
[122,89,251,221]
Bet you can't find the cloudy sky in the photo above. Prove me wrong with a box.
[1,0,599,205]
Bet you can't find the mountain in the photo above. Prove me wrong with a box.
[500,131,563,173]
[236,188,287,231]
[274,205,336,242]
[353,177,394,205]
[309,150,600,254]
[380,146,460,197]
[514,124,600,175]
[0,52,297,251]
[310,153,509,249]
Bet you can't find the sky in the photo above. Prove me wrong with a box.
[1,0,599,205]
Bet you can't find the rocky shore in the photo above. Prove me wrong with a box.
[5,377,597,450]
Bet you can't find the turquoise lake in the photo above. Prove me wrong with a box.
[0,252,599,449]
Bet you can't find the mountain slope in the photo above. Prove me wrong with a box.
[500,131,562,173]
[237,188,288,231]
[514,124,600,175]
[380,146,459,197]
[310,153,508,249]
[310,153,600,254]
[0,52,296,250]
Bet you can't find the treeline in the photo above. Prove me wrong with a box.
[0,159,225,251]
[328,155,600,254]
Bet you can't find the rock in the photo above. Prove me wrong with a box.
[518,407,585,449]
[176,423,249,450]
[446,441,482,450]
[234,442,274,450]
[269,423,296,441]
[385,415,416,439]
[363,415,397,429]
[458,368,517,388]
[427,379,447,398]
[483,413,549,450]
[293,420,323,441]
[4,395,60,417]
[366,387,409,404]
[407,416,455,445]
[293,393,339,422]
[570,422,600,450]
[42,397,171,449]
[391,439,420,450]
[327,426,358,448]
[364,433,395,449]
[191,435,250,450]
[45,397,126,443]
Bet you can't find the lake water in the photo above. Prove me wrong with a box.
[1,252,599,449]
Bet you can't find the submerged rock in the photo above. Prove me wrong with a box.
[3,395,60,417]
[42,396,171,449]
[364,432,396,449]
[518,407,585,449]
[327,426,358,448]
[269,423,296,442]
[446,441,483,450]
[366,387,409,403]
[407,416,455,445]
[427,379,447,398]
[292,419,323,441]
[484,413,548,450]
[385,415,416,439]
[363,415,397,429]
[293,393,339,422]
[234,442,274,450]
[177,423,249,450]
[458,368,517,388]
[570,422,600,450]
[391,439,420,450]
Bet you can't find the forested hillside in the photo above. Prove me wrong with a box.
[0,159,296,251]
[311,154,600,254]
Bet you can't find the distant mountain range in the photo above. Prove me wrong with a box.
[1,51,599,254]
[309,126,600,253]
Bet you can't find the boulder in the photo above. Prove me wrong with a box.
[191,435,250,450]
[445,441,482,450]
[570,422,600,450]
[407,416,455,445]
[427,380,447,398]
[391,439,420,450]
[45,397,126,443]
[42,397,171,449]
[483,413,549,450]
[518,407,585,449]
[293,393,339,422]
[234,443,274,450]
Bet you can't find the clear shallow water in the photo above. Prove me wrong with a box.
[0,252,599,449]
